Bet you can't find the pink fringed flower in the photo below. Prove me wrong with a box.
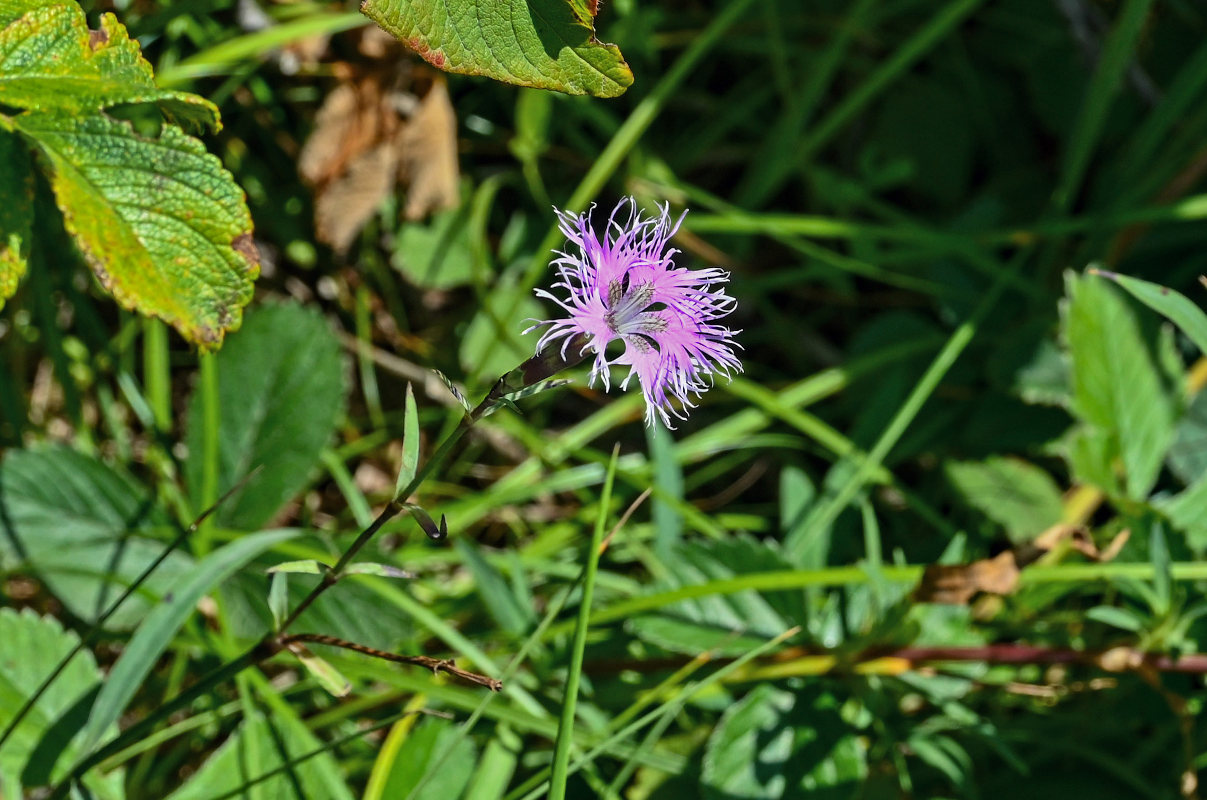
[528,197,741,427]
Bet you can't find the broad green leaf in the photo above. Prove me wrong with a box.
[166,712,354,800]
[0,609,124,799]
[0,0,57,28]
[1062,271,1175,499]
[185,303,346,530]
[1091,267,1207,357]
[0,446,193,630]
[361,0,632,97]
[946,457,1065,543]
[701,684,866,799]
[1065,426,1121,498]
[80,529,299,754]
[0,129,32,309]
[0,3,217,127]
[221,552,414,651]
[15,111,257,348]
[368,717,477,800]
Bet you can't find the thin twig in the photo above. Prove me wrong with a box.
[282,634,502,691]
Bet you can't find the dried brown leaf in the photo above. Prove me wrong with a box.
[299,62,459,252]
[314,141,400,253]
[398,75,460,220]
[914,551,1020,605]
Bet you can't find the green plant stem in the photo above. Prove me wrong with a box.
[549,446,618,800]
[142,319,171,432]
[197,351,220,551]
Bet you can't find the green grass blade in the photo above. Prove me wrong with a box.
[549,445,618,800]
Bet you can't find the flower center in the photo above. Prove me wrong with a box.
[603,278,656,334]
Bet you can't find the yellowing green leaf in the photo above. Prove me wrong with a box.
[0,129,32,309]
[0,2,217,128]
[361,0,633,97]
[15,112,258,348]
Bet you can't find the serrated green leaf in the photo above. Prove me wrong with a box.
[1091,267,1207,357]
[0,446,192,631]
[185,303,346,530]
[1062,271,1175,499]
[0,0,56,28]
[0,128,33,309]
[0,3,218,128]
[361,0,632,97]
[0,609,124,798]
[1168,388,1207,487]
[701,684,866,799]
[288,643,352,698]
[395,382,419,500]
[15,111,257,347]
[946,457,1065,543]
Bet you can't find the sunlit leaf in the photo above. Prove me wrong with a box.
[0,2,217,127]
[361,0,632,97]
[15,112,257,347]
